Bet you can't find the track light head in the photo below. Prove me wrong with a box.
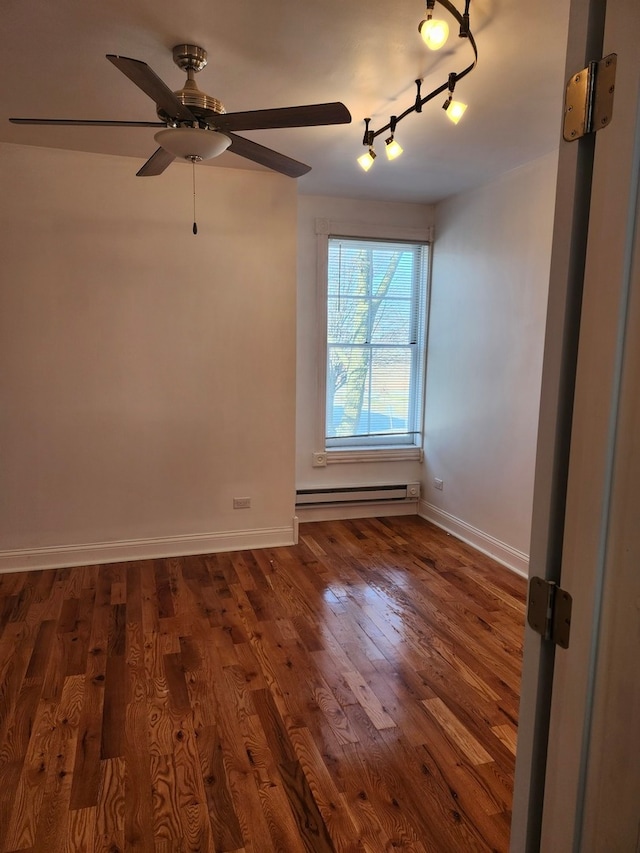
[358,147,376,171]
[442,96,467,123]
[418,10,449,50]
[385,136,403,160]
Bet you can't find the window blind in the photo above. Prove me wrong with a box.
[326,237,428,447]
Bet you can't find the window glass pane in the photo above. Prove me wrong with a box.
[370,299,412,345]
[327,346,414,439]
[327,345,371,437]
[369,348,412,430]
[325,236,428,448]
[327,297,370,344]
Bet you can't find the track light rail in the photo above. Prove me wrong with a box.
[359,0,477,165]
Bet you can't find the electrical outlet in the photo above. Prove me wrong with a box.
[434,478,444,491]
[312,452,327,467]
[233,497,251,509]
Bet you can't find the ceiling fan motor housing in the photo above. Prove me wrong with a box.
[156,44,226,125]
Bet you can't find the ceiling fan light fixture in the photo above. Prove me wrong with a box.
[154,127,231,161]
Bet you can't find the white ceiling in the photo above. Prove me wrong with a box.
[2,0,570,204]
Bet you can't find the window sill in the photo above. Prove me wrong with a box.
[326,447,424,464]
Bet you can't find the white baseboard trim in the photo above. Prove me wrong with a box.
[0,525,296,574]
[418,500,529,578]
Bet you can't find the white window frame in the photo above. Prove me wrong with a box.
[315,218,433,464]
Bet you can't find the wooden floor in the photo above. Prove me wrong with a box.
[0,516,526,853]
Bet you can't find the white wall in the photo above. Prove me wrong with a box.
[0,143,298,569]
[0,145,557,568]
[296,194,434,517]
[421,152,558,573]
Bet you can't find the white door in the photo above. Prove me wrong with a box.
[511,0,640,850]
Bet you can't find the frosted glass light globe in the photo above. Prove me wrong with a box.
[154,127,231,160]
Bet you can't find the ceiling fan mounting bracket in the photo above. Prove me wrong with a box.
[172,44,208,74]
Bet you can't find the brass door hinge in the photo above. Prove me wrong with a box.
[527,577,573,648]
[563,54,617,141]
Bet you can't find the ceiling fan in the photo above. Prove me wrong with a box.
[9,44,352,178]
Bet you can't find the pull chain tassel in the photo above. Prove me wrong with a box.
[192,159,198,235]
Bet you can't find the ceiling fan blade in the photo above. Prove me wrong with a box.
[210,102,352,133]
[226,133,311,178]
[9,117,164,127]
[106,54,196,123]
[136,147,176,177]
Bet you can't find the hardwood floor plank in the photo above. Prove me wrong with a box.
[171,715,214,851]
[239,711,308,853]
[163,652,191,714]
[287,726,361,851]
[196,723,245,852]
[0,623,37,756]
[142,629,175,758]
[149,752,182,846]
[377,728,495,853]
[306,671,359,746]
[212,706,275,853]
[340,709,430,852]
[137,560,160,635]
[69,670,105,809]
[3,699,57,851]
[57,597,79,635]
[32,675,85,852]
[25,619,56,681]
[492,723,518,756]
[229,552,258,592]
[341,671,397,731]
[64,806,96,852]
[0,517,526,852]
[95,757,125,853]
[422,697,494,766]
[101,653,126,760]
[123,701,154,853]
[153,561,175,620]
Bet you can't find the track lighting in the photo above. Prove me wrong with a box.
[357,118,378,171]
[358,147,376,171]
[458,0,471,37]
[418,0,449,50]
[443,96,467,123]
[442,72,467,123]
[385,117,403,160]
[385,138,403,160]
[357,1,477,171]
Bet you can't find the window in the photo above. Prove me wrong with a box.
[324,235,429,453]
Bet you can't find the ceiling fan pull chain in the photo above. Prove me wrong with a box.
[192,158,198,235]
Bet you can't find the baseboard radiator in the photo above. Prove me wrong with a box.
[296,483,420,508]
